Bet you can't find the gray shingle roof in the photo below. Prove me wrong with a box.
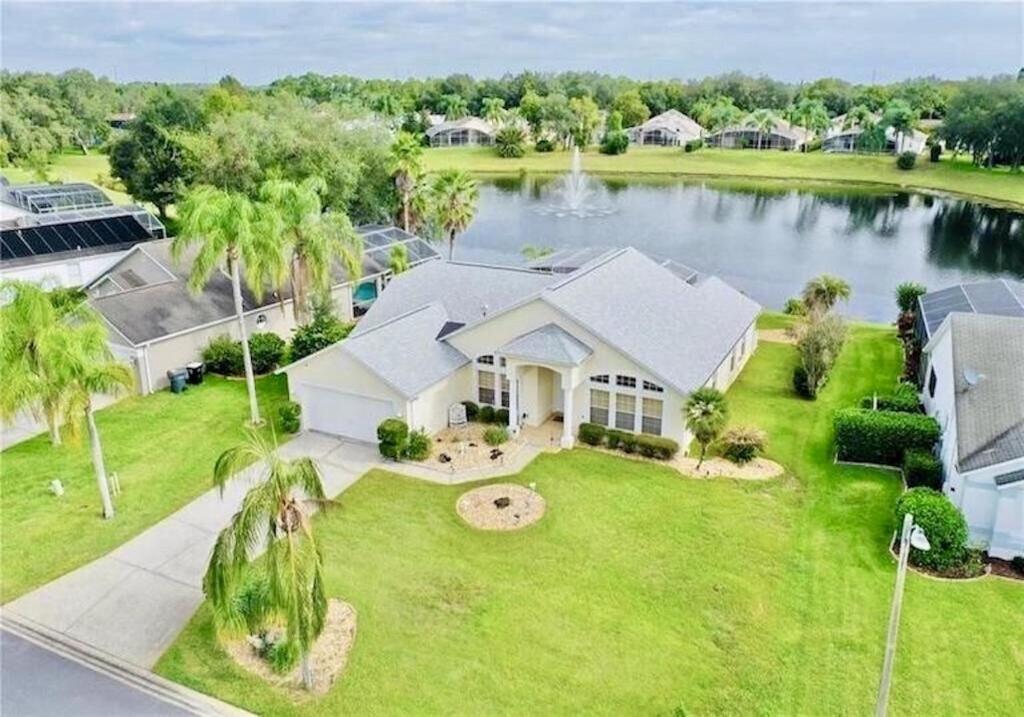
[342,303,469,398]
[542,248,760,393]
[949,313,1024,472]
[498,323,593,366]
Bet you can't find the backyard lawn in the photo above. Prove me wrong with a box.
[0,375,291,602]
[424,147,1024,209]
[156,321,1024,714]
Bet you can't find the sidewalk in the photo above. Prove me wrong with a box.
[4,432,379,669]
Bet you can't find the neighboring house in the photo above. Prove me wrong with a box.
[87,226,439,394]
[627,110,704,146]
[425,117,496,147]
[107,112,136,130]
[280,248,759,447]
[914,278,1024,346]
[920,312,1024,560]
[707,119,810,151]
[823,113,928,154]
[0,178,165,288]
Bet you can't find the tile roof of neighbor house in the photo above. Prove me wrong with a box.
[632,109,704,137]
[948,313,1024,472]
[918,279,1024,337]
[340,302,470,398]
[498,323,593,366]
[424,117,496,138]
[89,228,439,346]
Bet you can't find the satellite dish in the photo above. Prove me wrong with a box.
[963,368,986,387]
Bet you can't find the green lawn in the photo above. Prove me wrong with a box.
[0,375,291,602]
[156,322,1023,714]
[424,147,1024,209]
[2,152,136,205]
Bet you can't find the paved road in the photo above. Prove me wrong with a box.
[0,629,191,716]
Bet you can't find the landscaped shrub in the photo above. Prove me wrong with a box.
[599,131,629,155]
[202,334,244,376]
[894,488,968,571]
[376,418,409,460]
[403,429,431,461]
[478,405,495,423]
[578,422,606,446]
[792,365,813,399]
[534,138,555,152]
[859,383,921,413]
[495,126,526,158]
[248,332,286,374]
[289,307,352,362]
[618,432,639,454]
[605,429,628,450]
[902,449,943,489]
[495,408,510,425]
[795,312,847,399]
[460,400,479,421]
[896,151,917,170]
[483,426,509,446]
[1012,556,1024,575]
[265,639,299,674]
[783,297,807,316]
[234,572,271,635]
[833,408,940,465]
[278,401,301,433]
[683,139,703,153]
[636,435,680,460]
[720,426,767,464]
[929,143,942,162]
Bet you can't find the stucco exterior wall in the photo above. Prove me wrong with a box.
[409,365,474,434]
[285,345,406,410]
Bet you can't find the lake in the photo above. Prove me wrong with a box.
[454,176,1024,322]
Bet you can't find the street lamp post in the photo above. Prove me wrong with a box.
[875,512,930,717]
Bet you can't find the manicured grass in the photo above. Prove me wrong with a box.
[424,146,1024,208]
[2,152,136,205]
[0,376,291,602]
[155,325,1023,714]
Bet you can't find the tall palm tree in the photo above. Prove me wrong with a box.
[204,429,329,691]
[481,97,506,125]
[440,94,469,121]
[684,387,729,469]
[789,98,830,140]
[802,274,852,313]
[746,109,778,150]
[844,104,875,131]
[432,169,479,260]
[882,99,917,154]
[174,186,276,425]
[260,177,363,326]
[389,132,425,233]
[59,318,135,519]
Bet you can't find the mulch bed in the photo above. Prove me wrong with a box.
[456,483,546,531]
[986,557,1024,581]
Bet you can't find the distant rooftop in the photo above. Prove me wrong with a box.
[1,180,113,214]
[526,247,702,284]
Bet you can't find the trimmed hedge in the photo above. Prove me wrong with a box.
[577,424,679,460]
[460,400,479,421]
[903,449,943,489]
[478,405,495,423]
[833,408,940,465]
[376,418,409,460]
[896,151,917,170]
[636,435,680,460]
[894,488,968,571]
[859,384,921,413]
[578,422,606,446]
[202,335,244,376]
[248,332,286,374]
[495,408,510,425]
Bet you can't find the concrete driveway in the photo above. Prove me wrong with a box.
[5,433,379,670]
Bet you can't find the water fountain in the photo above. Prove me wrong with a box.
[538,147,614,218]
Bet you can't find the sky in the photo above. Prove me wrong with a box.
[1,1,1021,85]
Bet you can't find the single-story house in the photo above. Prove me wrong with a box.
[425,117,497,147]
[920,312,1024,560]
[707,119,810,151]
[87,225,439,394]
[627,110,704,146]
[0,179,165,288]
[280,248,760,447]
[107,112,136,130]
[822,113,928,154]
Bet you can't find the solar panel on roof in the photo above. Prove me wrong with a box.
[963,280,1024,318]
[0,214,155,263]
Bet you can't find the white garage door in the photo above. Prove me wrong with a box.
[300,384,397,443]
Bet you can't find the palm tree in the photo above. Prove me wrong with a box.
[389,243,410,275]
[746,109,778,150]
[204,429,329,691]
[788,98,830,140]
[684,387,729,469]
[440,94,469,121]
[174,186,276,425]
[882,99,917,154]
[259,177,363,326]
[389,132,424,233]
[431,169,479,260]
[802,274,852,313]
[844,104,875,131]
[481,97,506,125]
[59,318,135,519]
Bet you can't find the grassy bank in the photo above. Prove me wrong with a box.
[156,320,1023,714]
[424,147,1024,208]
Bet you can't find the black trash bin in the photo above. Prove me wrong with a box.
[186,361,205,385]
[167,368,188,394]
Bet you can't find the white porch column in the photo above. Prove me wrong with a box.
[561,376,575,448]
[507,362,520,435]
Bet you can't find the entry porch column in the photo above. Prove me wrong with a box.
[506,361,520,435]
[560,369,575,449]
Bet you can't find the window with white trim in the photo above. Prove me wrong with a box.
[615,393,636,430]
[642,380,664,393]
[500,374,510,408]
[477,355,494,365]
[590,374,610,384]
[641,398,663,436]
[616,375,637,388]
[590,389,610,426]
[478,371,495,405]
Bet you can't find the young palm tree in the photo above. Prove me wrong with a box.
[431,169,479,260]
[388,243,410,275]
[59,319,135,519]
[259,177,363,326]
[174,186,276,425]
[747,109,778,150]
[684,387,729,469]
[389,133,425,232]
[204,429,329,691]
[802,274,853,313]
[481,97,506,125]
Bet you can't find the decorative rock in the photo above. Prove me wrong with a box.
[456,483,545,531]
